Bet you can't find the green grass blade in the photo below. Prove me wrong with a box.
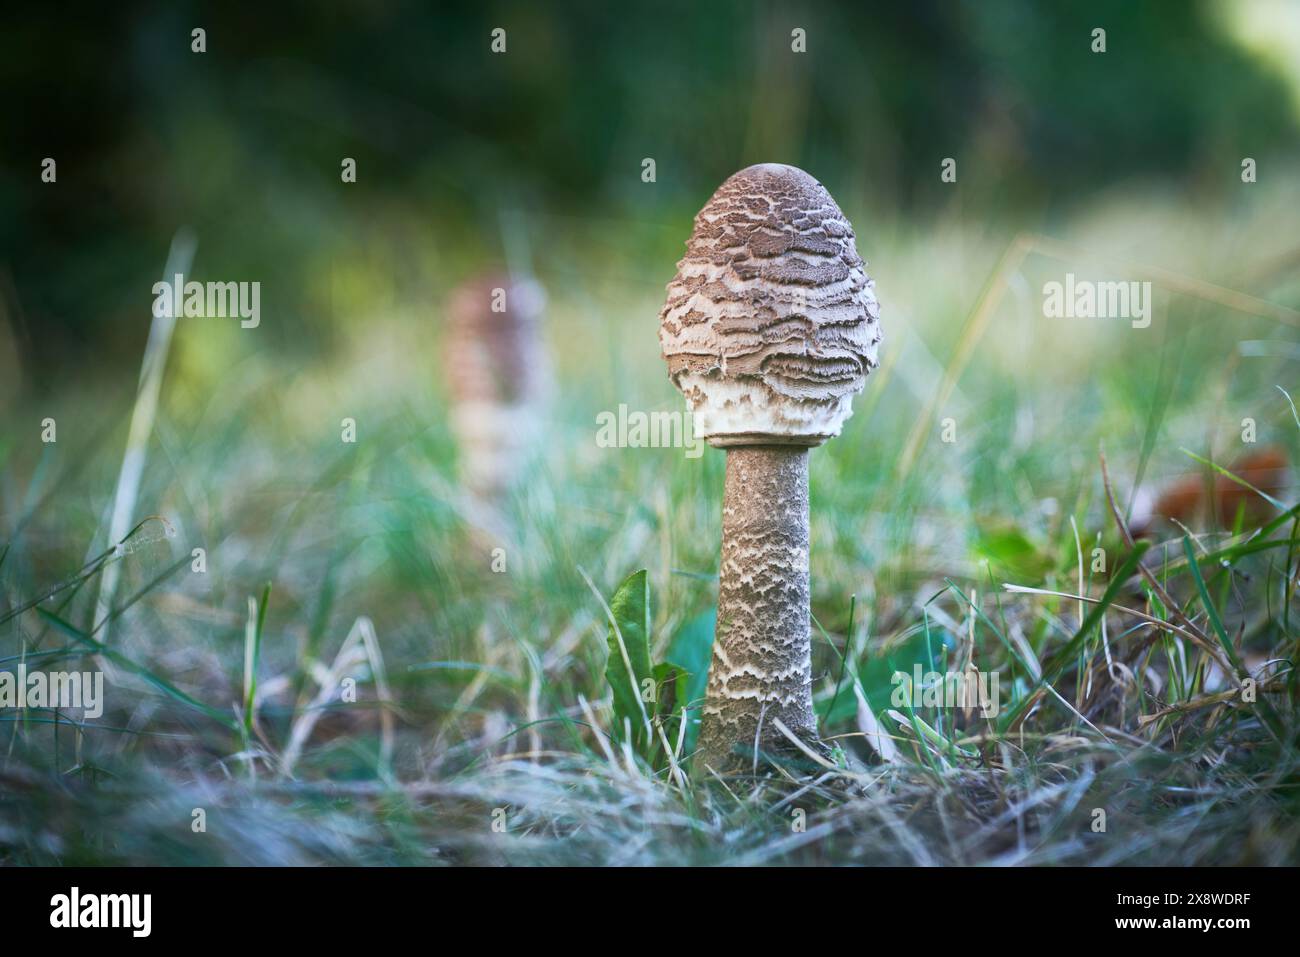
[37,606,237,731]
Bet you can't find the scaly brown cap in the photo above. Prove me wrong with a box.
[659,163,881,446]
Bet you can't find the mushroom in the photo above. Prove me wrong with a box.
[658,163,881,772]
[444,272,550,496]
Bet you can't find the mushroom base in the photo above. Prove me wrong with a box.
[696,446,829,775]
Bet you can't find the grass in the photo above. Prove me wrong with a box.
[2,175,1300,866]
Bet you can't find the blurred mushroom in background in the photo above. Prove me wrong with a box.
[443,272,551,498]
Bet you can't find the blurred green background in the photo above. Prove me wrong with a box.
[2,0,1298,386]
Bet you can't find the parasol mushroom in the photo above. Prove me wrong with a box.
[658,163,882,773]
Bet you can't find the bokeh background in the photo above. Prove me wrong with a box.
[3,0,1298,381]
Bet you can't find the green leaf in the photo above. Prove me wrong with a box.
[604,569,654,751]
[666,607,715,754]
[974,526,1053,581]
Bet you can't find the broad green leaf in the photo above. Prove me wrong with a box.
[666,607,714,754]
[974,526,1053,582]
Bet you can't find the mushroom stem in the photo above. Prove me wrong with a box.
[699,446,825,772]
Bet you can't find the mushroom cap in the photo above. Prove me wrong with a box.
[658,163,881,447]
